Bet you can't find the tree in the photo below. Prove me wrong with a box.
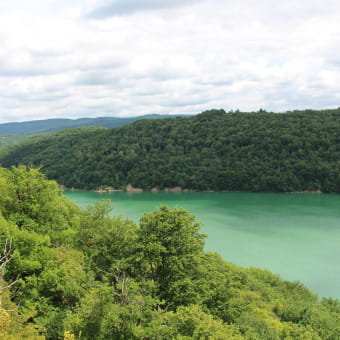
[0,239,45,339]
[75,201,138,278]
[135,206,206,306]
[137,304,245,339]
[0,166,80,245]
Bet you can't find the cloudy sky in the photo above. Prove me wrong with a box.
[1,0,340,123]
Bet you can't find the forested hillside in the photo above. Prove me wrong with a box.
[0,166,339,339]
[1,109,340,192]
[0,114,184,146]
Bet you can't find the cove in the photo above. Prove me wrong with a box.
[65,190,340,300]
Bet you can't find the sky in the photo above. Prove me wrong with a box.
[1,0,340,123]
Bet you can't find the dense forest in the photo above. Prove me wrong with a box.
[0,114,183,147]
[1,108,340,192]
[0,166,339,339]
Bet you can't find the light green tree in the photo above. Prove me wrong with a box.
[135,206,206,306]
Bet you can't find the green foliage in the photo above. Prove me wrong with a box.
[0,166,339,339]
[0,114,184,136]
[300,298,340,339]
[0,166,80,244]
[0,306,45,339]
[0,133,34,147]
[1,108,340,192]
[65,279,161,340]
[138,304,246,339]
[75,201,138,277]
[135,206,205,305]
[0,114,186,146]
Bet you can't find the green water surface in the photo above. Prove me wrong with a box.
[65,190,340,299]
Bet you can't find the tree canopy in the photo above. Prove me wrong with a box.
[0,166,339,339]
[0,114,188,147]
[1,108,340,192]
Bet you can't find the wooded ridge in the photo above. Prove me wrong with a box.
[0,114,187,146]
[1,108,340,192]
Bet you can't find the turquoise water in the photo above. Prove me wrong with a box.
[64,190,340,299]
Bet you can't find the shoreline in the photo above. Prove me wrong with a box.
[60,184,331,194]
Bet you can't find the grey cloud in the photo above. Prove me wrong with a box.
[81,61,126,72]
[0,53,68,78]
[0,50,125,80]
[162,98,208,108]
[133,90,161,97]
[1,91,69,104]
[251,79,339,112]
[0,68,56,78]
[86,0,200,18]
[74,71,120,86]
[83,104,115,112]
[198,74,261,89]
[0,59,53,78]
[30,48,71,58]
[208,80,235,87]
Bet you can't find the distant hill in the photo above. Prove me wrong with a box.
[0,114,188,146]
[1,108,340,192]
[0,114,186,135]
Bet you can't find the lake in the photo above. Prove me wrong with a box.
[65,190,340,300]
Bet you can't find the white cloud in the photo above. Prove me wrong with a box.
[0,0,340,123]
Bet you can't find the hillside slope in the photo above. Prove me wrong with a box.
[1,109,340,192]
[0,114,184,135]
[0,114,186,146]
[0,166,339,339]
